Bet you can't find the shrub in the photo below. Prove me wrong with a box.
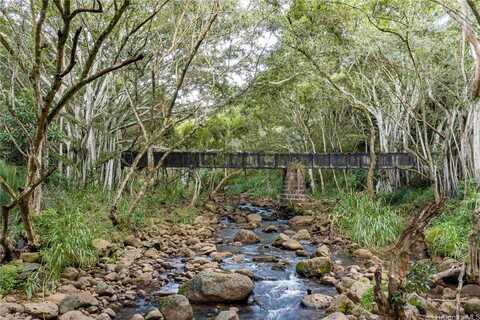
[405,261,436,293]
[334,193,404,248]
[0,264,21,294]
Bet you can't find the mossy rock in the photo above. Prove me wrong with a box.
[296,257,332,277]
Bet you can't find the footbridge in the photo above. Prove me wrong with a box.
[121,151,416,203]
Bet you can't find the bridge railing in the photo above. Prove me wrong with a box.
[121,151,416,169]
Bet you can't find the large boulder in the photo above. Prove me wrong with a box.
[180,270,254,303]
[301,293,333,309]
[158,294,193,320]
[272,233,290,247]
[296,257,333,277]
[288,216,314,228]
[24,302,59,319]
[233,229,259,244]
[49,292,99,314]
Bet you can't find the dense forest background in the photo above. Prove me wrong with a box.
[2,1,480,318]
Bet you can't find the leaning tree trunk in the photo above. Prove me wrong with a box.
[467,201,480,284]
[374,200,445,319]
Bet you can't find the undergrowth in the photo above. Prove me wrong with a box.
[226,170,282,198]
[425,184,478,259]
[333,193,404,248]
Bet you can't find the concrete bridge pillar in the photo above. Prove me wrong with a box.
[280,163,306,203]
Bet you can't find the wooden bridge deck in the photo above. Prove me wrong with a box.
[121,151,416,169]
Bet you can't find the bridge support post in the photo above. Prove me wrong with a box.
[280,162,306,204]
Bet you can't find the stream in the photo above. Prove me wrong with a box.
[117,204,354,320]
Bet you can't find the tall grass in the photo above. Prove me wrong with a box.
[425,184,478,259]
[36,208,98,282]
[334,193,404,248]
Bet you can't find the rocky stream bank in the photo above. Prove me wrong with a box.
[1,198,479,320]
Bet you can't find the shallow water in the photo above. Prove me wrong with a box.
[117,203,351,320]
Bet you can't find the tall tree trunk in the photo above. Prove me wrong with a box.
[467,201,480,283]
[367,126,377,198]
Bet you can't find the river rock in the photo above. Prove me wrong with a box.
[288,215,314,228]
[349,277,372,301]
[59,310,95,320]
[180,270,254,302]
[194,214,218,225]
[214,308,240,320]
[322,312,348,320]
[145,308,164,320]
[465,297,480,314]
[21,252,41,263]
[352,248,373,259]
[282,239,303,251]
[438,258,459,272]
[296,257,333,277]
[24,302,59,319]
[246,213,262,225]
[61,267,80,281]
[0,303,24,316]
[92,239,112,256]
[301,293,333,309]
[158,294,193,320]
[125,235,143,248]
[272,233,290,247]
[55,292,99,313]
[315,245,331,257]
[293,229,311,241]
[263,225,278,233]
[440,301,456,315]
[233,229,259,244]
[130,315,145,320]
[462,284,480,297]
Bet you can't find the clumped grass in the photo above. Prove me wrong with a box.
[170,207,199,224]
[424,182,478,259]
[0,264,21,294]
[36,208,98,282]
[334,193,404,248]
[226,170,282,198]
[380,186,434,211]
[0,160,24,205]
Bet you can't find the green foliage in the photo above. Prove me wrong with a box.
[405,261,436,294]
[380,187,434,211]
[226,171,282,198]
[0,264,21,294]
[334,193,404,248]
[35,207,98,282]
[170,207,199,224]
[360,287,376,312]
[425,184,478,259]
[0,160,25,205]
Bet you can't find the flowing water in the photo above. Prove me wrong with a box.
[118,204,353,320]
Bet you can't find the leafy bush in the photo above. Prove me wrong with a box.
[35,208,98,282]
[405,261,436,293]
[0,264,21,294]
[380,187,434,210]
[334,193,404,248]
[425,184,478,259]
[226,170,282,198]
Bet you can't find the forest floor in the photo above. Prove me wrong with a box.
[0,193,477,320]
